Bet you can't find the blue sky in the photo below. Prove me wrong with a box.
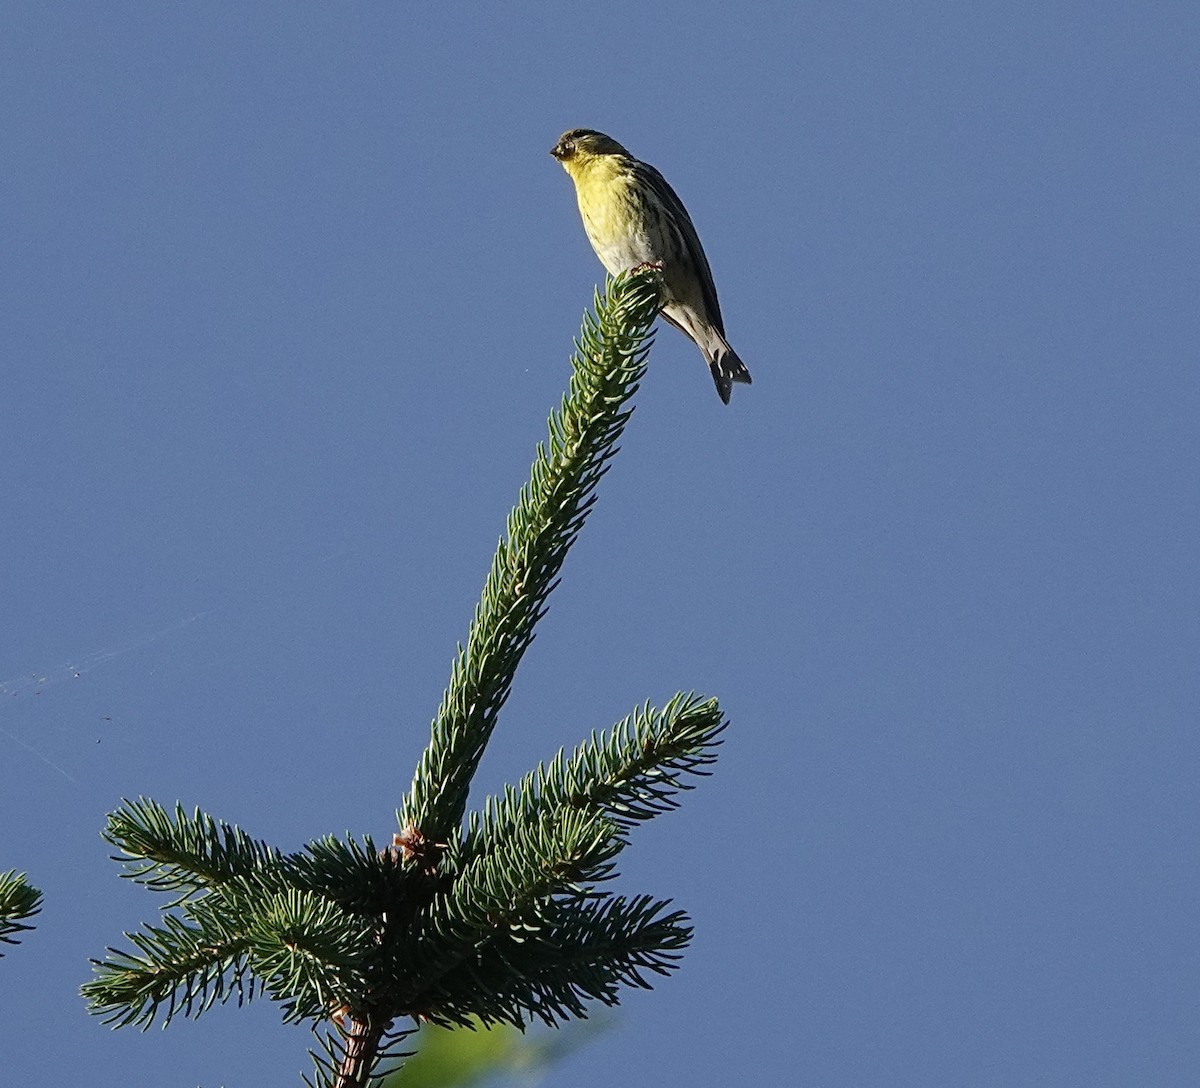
[3,4,1198,1085]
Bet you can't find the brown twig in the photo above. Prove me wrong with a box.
[333,1013,390,1088]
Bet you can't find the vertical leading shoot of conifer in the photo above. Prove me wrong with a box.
[83,268,729,1088]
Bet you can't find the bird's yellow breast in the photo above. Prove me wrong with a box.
[561,155,643,273]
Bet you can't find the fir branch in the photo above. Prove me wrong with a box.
[401,269,663,842]
[103,797,281,900]
[81,911,253,1027]
[461,694,727,869]
[380,809,625,1014]
[442,808,623,928]
[0,869,42,955]
[84,868,381,1030]
[413,894,691,1029]
[243,888,376,1023]
[279,833,445,926]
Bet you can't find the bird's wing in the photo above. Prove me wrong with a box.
[635,161,726,336]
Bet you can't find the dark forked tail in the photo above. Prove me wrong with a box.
[709,343,752,404]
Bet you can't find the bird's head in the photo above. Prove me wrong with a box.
[550,129,629,174]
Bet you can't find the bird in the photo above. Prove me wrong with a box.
[550,129,751,404]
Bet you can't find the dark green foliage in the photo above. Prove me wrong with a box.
[84,903,256,1027]
[103,798,281,900]
[83,269,729,1087]
[407,894,692,1030]
[400,272,668,843]
[0,869,42,955]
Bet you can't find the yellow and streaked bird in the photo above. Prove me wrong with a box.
[551,129,751,404]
